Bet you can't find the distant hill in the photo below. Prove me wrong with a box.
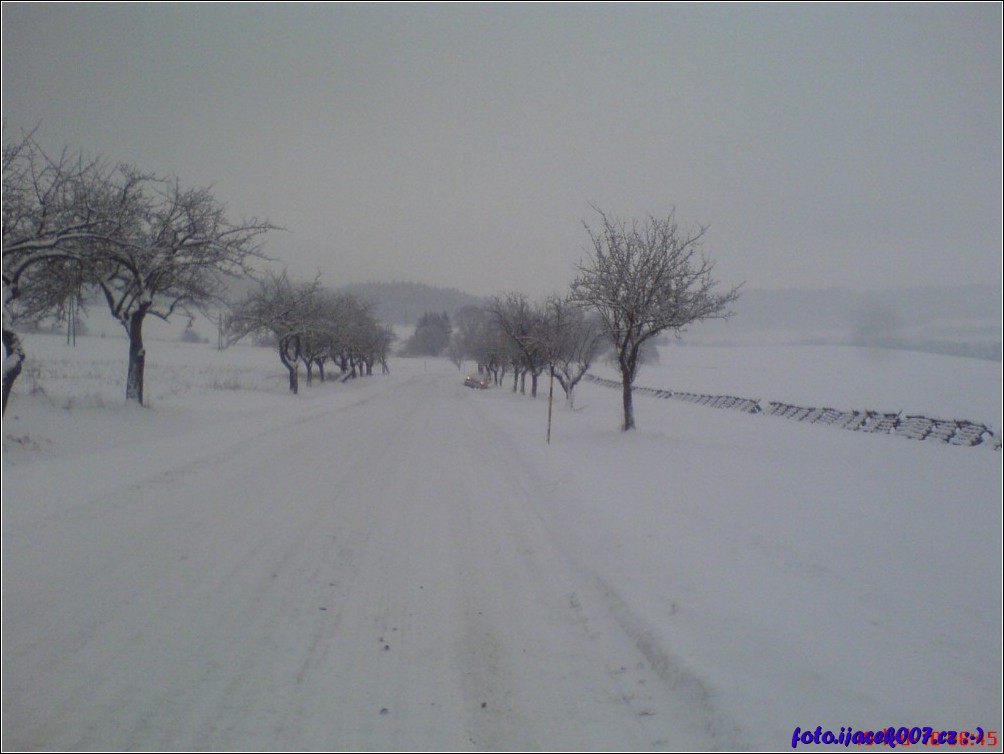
[336,282,489,326]
[680,284,1002,360]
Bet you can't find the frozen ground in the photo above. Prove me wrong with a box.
[2,334,1001,751]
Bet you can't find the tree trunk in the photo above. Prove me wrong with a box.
[2,327,26,416]
[621,377,635,431]
[278,339,298,394]
[563,379,576,410]
[619,345,640,431]
[561,372,584,410]
[305,361,313,385]
[126,309,147,405]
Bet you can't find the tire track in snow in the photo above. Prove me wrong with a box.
[2,374,422,750]
[5,366,744,750]
[580,570,745,748]
[463,387,746,750]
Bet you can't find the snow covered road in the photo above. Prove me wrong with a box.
[3,342,1000,751]
[3,366,737,750]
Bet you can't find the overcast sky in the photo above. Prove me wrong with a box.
[2,3,1001,298]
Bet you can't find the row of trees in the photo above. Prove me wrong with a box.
[2,130,398,413]
[225,271,394,394]
[5,131,740,431]
[446,293,605,410]
[2,130,275,413]
[442,209,741,430]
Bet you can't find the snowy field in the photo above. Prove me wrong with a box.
[2,333,1001,751]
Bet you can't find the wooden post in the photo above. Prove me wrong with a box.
[547,365,555,444]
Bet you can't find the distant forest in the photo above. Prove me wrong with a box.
[335,282,488,326]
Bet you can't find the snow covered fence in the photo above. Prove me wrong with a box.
[671,392,762,414]
[583,375,762,415]
[764,402,998,447]
[583,375,1000,449]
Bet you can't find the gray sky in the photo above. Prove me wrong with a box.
[2,3,1001,298]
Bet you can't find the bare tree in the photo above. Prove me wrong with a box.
[227,277,389,391]
[2,132,129,414]
[227,271,322,394]
[544,294,605,409]
[298,290,341,384]
[354,313,395,377]
[490,292,551,397]
[448,304,484,371]
[90,169,275,404]
[571,209,740,430]
[370,323,397,375]
[1,287,25,415]
[449,304,508,384]
[299,292,386,384]
[329,294,379,379]
[3,130,276,409]
[3,133,114,294]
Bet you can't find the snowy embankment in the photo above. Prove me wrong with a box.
[2,334,1001,751]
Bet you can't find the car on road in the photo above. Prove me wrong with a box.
[464,374,489,389]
